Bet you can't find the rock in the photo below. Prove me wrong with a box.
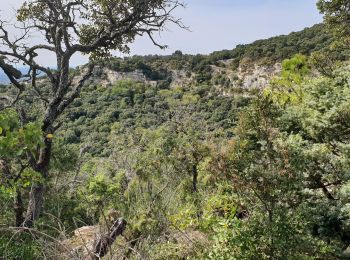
[61,225,102,259]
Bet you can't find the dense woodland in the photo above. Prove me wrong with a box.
[1,0,350,259]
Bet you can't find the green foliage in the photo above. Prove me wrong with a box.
[199,63,350,259]
[1,7,349,258]
[0,110,43,158]
[17,0,180,58]
[215,23,332,67]
[281,54,310,83]
[0,109,45,208]
[51,55,350,259]
[0,233,42,260]
[266,54,310,106]
[59,78,243,157]
[317,0,350,40]
[315,0,350,77]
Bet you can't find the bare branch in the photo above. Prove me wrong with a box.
[57,63,95,115]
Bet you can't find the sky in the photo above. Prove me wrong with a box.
[0,0,323,67]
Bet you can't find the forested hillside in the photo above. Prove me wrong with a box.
[1,0,350,259]
[60,24,334,157]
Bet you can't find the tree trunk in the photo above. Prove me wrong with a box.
[14,190,24,227]
[192,164,203,219]
[192,164,198,193]
[22,183,45,227]
[22,139,52,227]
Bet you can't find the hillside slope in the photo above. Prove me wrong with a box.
[56,24,333,156]
[0,24,333,157]
[3,18,350,259]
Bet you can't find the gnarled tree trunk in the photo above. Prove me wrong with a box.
[22,139,52,227]
[22,184,45,227]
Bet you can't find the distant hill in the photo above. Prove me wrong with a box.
[0,67,31,84]
[86,23,332,90]
[0,23,338,176]
[55,23,334,156]
[0,69,9,84]
[0,24,331,86]
[1,24,332,92]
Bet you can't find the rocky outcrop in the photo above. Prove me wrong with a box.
[212,60,281,90]
[61,218,127,259]
[89,66,152,86]
[238,63,281,89]
[81,60,281,93]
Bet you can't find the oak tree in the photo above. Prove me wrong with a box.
[0,0,185,227]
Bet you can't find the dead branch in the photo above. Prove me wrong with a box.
[85,218,127,260]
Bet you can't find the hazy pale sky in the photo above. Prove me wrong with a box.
[1,0,323,66]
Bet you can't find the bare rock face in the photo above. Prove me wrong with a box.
[80,60,281,95]
[59,215,127,259]
[209,60,281,95]
[170,69,193,88]
[89,66,153,86]
[238,63,282,89]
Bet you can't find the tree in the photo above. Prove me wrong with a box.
[317,0,350,40]
[314,1,349,77]
[0,0,185,228]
